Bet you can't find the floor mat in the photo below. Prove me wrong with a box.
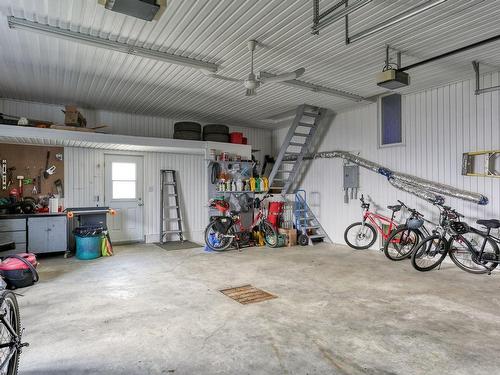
[155,241,202,251]
[220,284,277,304]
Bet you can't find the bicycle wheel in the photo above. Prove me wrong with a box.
[383,226,420,261]
[261,221,278,248]
[0,290,21,375]
[344,222,377,250]
[448,233,499,274]
[204,222,234,251]
[411,235,448,272]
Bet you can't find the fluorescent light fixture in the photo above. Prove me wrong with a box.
[7,16,218,72]
[260,72,375,103]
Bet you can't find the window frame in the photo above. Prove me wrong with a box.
[378,92,405,148]
[111,161,137,200]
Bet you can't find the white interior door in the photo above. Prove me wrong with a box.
[105,155,144,242]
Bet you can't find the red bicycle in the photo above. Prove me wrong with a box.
[344,195,401,250]
[205,194,278,251]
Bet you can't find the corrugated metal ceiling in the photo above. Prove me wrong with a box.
[0,0,499,128]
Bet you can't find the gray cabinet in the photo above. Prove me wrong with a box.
[28,216,67,253]
[0,219,27,255]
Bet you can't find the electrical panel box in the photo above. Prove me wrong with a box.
[343,165,359,189]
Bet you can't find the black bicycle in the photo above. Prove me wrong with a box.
[0,242,28,375]
[447,219,500,274]
[410,204,499,273]
[383,200,432,261]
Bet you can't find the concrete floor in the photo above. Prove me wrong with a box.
[17,243,500,375]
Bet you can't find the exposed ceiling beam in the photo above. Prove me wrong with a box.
[7,16,219,73]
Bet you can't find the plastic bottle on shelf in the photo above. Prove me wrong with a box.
[236,179,243,192]
[244,180,250,191]
[262,176,269,191]
[249,177,256,192]
[231,180,236,192]
[255,177,261,192]
[226,180,232,191]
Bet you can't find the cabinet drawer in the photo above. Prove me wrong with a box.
[0,219,26,232]
[0,231,27,244]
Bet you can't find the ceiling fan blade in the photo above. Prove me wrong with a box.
[259,68,305,84]
[200,69,241,83]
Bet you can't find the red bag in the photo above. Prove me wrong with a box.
[0,253,39,289]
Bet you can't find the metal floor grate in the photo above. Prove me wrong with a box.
[219,285,277,305]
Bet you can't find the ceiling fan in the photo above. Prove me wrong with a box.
[202,40,305,96]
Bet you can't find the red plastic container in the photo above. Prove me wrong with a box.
[242,137,248,144]
[229,132,244,144]
[267,202,284,228]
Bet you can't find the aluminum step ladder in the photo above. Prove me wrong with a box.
[160,170,184,243]
[268,104,329,195]
[295,190,331,245]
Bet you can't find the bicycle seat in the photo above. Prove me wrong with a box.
[387,204,402,212]
[476,219,500,229]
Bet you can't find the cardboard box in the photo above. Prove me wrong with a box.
[278,228,297,247]
[64,106,87,127]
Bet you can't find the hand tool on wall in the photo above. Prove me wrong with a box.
[32,177,38,195]
[45,165,56,176]
[1,160,6,190]
[54,179,63,196]
[37,170,42,194]
[43,151,50,179]
[7,167,15,188]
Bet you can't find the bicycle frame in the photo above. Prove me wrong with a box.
[469,227,500,265]
[232,209,264,232]
[363,210,398,241]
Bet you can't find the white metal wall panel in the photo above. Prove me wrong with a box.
[273,72,500,245]
[64,147,207,243]
[1,1,499,125]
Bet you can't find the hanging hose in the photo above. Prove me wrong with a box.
[210,162,221,184]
